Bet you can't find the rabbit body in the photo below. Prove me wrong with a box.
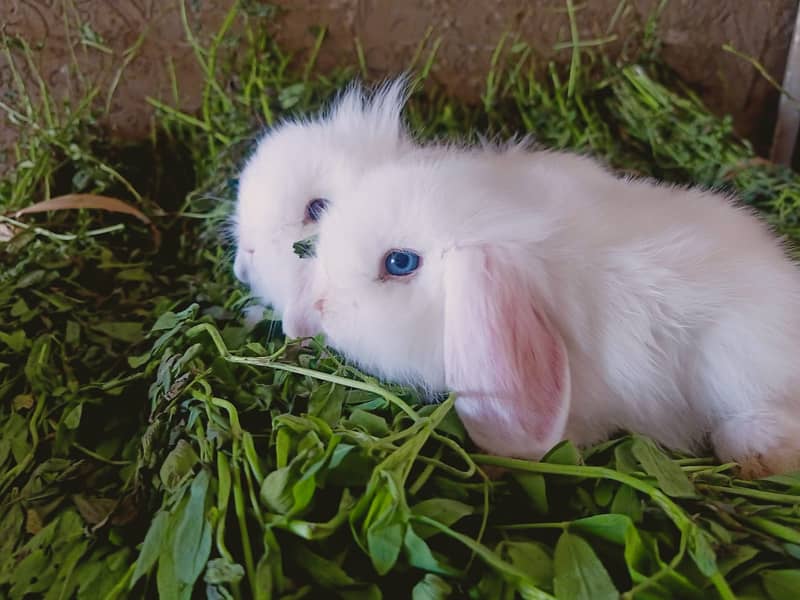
[310,147,800,477]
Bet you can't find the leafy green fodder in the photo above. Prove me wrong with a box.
[2,5,800,600]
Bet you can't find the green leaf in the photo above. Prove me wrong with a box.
[173,469,212,584]
[127,350,151,368]
[367,521,406,576]
[763,569,800,600]
[498,541,554,589]
[308,382,344,425]
[261,464,298,514]
[152,311,182,331]
[327,444,375,487]
[610,484,642,522]
[278,83,305,109]
[404,526,457,575]
[413,574,453,600]
[543,440,582,465]
[614,440,639,473]
[24,334,54,392]
[0,330,28,352]
[131,510,169,586]
[290,544,356,587]
[157,535,191,600]
[65,321,81,345]
[77,548,131,599]
[16,269,46,288]
[513,472,549,514]
[687,527,718,578]
[72,494,116,525]
[631,436,696,497]
[284,489,355,540]
[10,297,30,317]
[289,435,341,516]
[152,303,198,332]
[339,586,383,600]
[593,480,616,507]
[63,403,83,429]
[570,514,632,545]
[785,544,800,560]
[347,409,390,437]
[293,235,318,259]
[160,439,199,491]
[553,532,618,600]
[718,545,760,577]
[410,498,474,538]
[91,321,144,342]
[204,558,245,585]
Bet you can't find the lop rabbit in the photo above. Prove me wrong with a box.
[307,148,800,478]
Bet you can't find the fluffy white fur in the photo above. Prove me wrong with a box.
[310,147,800,478]
[232,78,413,337]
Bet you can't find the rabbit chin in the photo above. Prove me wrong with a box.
[319,313,447,396]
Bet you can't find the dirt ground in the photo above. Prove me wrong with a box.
[1,1,797,159]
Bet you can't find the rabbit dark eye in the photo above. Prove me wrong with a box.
[384,249,421,277]
[305,198,328,222]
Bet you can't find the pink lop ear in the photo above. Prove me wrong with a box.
[443,246,571,459]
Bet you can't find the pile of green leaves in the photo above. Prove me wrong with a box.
[2,3,800,599]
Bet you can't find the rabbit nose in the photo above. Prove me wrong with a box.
[313,298,326,314]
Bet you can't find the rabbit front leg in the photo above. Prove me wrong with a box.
[711,409,800,479]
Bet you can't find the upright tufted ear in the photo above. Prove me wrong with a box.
[443,245,571,459]
[328,76,411,143]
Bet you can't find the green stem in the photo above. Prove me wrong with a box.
[232,459,257,596]
[564,0,581,97]
[697,484,800,505]
[187,323,418,419]
[73,442,132,465]
[242,432,265,483]
[499,522,569,531]
[215,452,235,562]
[408,446,441,495]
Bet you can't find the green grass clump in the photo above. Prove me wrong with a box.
[2,3,800,600]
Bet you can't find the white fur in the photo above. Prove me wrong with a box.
[232,78,413,337]
[311,147,800,477]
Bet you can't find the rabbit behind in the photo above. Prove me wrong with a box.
[232,78,412,337]
[309,147,800,478]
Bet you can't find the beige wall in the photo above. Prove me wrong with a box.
[1,1,797,158]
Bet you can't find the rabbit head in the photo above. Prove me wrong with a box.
[232,78,412,338]
[310,152,571,459]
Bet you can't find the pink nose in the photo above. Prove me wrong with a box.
[313,298,326,314]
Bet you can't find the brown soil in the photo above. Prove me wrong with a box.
[1,0,797,160]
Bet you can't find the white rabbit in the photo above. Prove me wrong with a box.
[232,78,412,338]
[308,146,800,478]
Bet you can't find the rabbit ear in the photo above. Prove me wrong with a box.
[328,77,410,142]
[443,246,571,459]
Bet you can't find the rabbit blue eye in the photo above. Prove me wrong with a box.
[384,250,421,277]
[305,198,328,222]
